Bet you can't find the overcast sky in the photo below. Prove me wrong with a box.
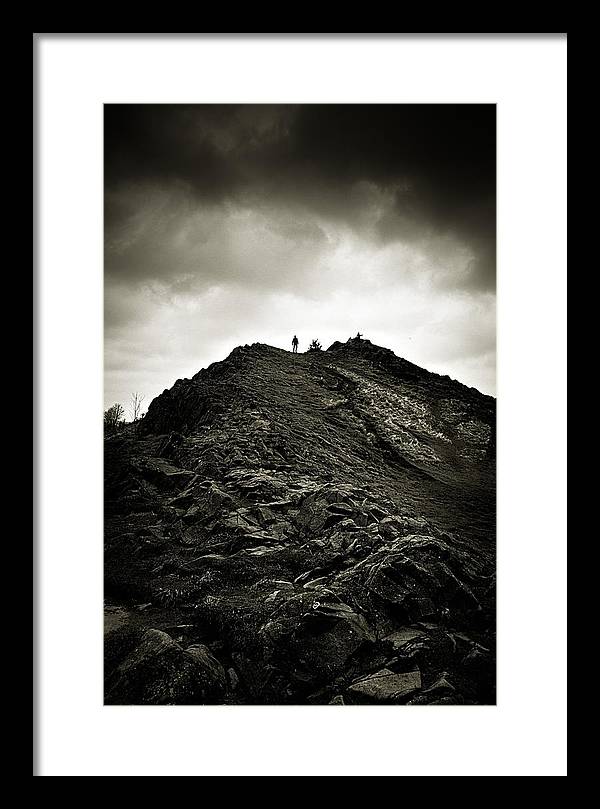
[105,104,496,417]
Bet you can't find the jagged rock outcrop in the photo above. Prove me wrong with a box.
[105,338,495,705]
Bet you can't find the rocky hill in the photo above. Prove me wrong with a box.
[104,338,496,705]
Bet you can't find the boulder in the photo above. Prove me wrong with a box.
[132,458,195,491]
[422,672,455,695]
[392,629,457,672]
[326,503,354,516]
[347,668,421,702]
[363,536,479,616]
[183,504,202,524]
[105,629,226,705]
[462,645,492,671]
[170,482,235,518]
[228,667,240,690]
[185,643,227,692]
[222,510,259,534]
[259,594,375,684]
[228,471,289,500]
[383,627,427,650]
[253,505,276,526]
[230,654,283,701]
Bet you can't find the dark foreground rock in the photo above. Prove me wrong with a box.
[347,669,422,703]
[105,629,226,705]
[105,340,495,705]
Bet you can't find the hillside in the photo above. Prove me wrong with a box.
[104,337,496,705]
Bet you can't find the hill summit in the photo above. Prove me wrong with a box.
[104,338,496,705]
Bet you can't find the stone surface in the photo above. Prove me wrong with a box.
[347,669,422,702]
[384,628,427,650]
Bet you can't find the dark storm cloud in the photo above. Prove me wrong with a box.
[105,104,495,289]
[105,104,248,201]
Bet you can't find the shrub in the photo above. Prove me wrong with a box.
[104,403,125,434]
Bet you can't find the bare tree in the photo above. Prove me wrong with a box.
[130,392,145,423]
[104,403,125,434]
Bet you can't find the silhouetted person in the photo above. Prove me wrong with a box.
[356,332,363,340]
[292,335,299,353]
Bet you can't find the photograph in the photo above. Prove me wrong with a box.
[103,103,497,706]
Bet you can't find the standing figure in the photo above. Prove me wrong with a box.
[292,335,299,353]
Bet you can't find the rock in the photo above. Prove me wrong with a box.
[430,695,463,705]
[402,517,430,532]
[170,482,235,518]
[222,510,259,534]
[377,516,405,538]
[294,497,329,534]
[183,505,202,523]
[204,485,236,515]
[105,629,226,704]
[407,692,463,705]
[391,629,456,671]
[384,627,427,650]
[259,595,374,684]
[462,646,492,671]
[362,536,479,617]
[231,654,278,700]
[323,513,348,529]
[302,577,329,589]
[452,631,474,649]
[260,499,293,511]
[193,450,223,477]
[185,643,227,692]
[328,695,346,705]
[253,506,276,526]
[292,620,366,681]
[347,668,421,702]
[422,672,455,695]
[132,457,195,490]
[294,567,331,586]
[326,503,354,516]
[228,471,289,500]
[336,518,360,532]
[242,544,279,557]
[228,667,240,690]
[408,596,437,620]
